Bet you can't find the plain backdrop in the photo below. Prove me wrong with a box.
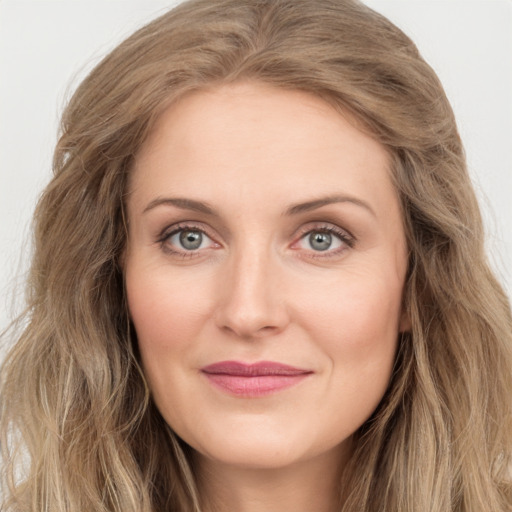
[1,0,511,335]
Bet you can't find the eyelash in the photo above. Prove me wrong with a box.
[157,222,217,258]
[291,224,355,259]
[156,222,355,259]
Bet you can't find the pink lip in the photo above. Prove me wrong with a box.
[200,361,313,397]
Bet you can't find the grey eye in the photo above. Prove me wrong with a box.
[166,227,216,253]
[178,230,203,250]
[308,232,332,251]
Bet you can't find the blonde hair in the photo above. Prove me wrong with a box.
[2,0,511,510]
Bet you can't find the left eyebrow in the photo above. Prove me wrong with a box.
[284,195,376,217]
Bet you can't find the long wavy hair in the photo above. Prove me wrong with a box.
[2,0,511,510]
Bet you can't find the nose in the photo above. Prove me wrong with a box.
[213,246,290,339]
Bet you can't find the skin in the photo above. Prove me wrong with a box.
[125,81,409,512]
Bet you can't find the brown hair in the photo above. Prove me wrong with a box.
[2,0,511,510]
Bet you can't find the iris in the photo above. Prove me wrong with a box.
[309,232,332,251]
[179,230,203,250]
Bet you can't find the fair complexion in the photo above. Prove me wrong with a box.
[125,82,409,512]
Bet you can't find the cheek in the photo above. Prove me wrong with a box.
[294,268,403,411]
[124,261,218,428]
[298,270,404,352]
[125,262,214,356]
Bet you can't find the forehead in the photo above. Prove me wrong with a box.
[129,81,396,217]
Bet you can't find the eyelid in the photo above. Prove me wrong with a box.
[290,222,356,254]
[156,220,355,258]
[157,222,221,255]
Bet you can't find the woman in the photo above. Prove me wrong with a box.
[1,0,511,510]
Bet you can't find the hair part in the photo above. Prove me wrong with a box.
[2,0,512,510]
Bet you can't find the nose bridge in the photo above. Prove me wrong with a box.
[215,238,287,337]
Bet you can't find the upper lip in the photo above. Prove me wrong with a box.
[201,361,313,376]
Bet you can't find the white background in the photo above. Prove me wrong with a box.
[1,0,511,334]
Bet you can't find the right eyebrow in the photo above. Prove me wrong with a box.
[142,197,215,215]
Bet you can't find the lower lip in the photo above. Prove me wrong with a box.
[202,373,311,397]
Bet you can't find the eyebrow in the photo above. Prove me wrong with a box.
[143,197,215,215]
[285,195,376,217]
[142,194,376,217]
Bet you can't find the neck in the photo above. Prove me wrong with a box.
[195,447,348,512]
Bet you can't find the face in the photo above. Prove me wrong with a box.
[125,82,409,473]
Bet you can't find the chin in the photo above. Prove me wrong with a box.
[176,416,349,472]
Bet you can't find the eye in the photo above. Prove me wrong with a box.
[303,231,340,252]
[159,225,219,254]
[172,229,208,250]
[292,225,354,256]
[298,230,343,252]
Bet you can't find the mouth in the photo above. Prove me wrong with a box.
[200,361,313,397]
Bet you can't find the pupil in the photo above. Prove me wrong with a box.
[179,230,202,250]
[309,232,331,251]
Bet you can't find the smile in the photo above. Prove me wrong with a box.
[200,361,313,397]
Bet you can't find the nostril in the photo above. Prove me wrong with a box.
[259,326,278,334]
[219,322,282,339]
